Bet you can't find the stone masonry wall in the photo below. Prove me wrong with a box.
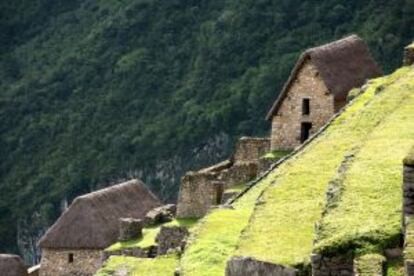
[404,45,414,66]
[403,163,414,275]
[155,226,189,255]
[226,256,298,276]
[176,172,223,218]
[40,249,102,276]
[311,253,354,276]
[270,60,335,150]
[233,137,270,163]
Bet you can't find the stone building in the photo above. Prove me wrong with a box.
[0,254,28,276]
[176,137,270,218]
[266,35,382,150]
[38,179,161,276]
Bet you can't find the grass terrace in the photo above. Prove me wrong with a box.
[180,176,273,276]
[106,219,198,252]
[314,67,414,255]
[96,255,178,276]
[235,67,413,268]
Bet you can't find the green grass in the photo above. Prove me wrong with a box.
[235,67,413,268]
[262,150,292,160]
[95,255,178,276]
[179,176,273,276]
[106,219,198,252]
[225,183,247,194]
[315,67,414,255]
[404,146,414,166]
[354,254,385,275]
[387,258,404,276]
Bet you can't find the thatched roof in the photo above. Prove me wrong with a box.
[0,254,27,276]
[38,179,161,249]
[266,35,382,120]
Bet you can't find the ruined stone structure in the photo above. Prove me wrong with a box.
[266,35,382,151]
[404,43,414,66]
[176,137,270,218]
[38,179,161,276]
[118,218,143,242]
[226,256,298,276]
[155,226,189,255]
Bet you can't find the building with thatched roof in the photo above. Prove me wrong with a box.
[266,34,382,150]
[38,179,161,276]
[0,254,28,276]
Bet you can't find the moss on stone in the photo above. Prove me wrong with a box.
[105,218,198,252]
[95,255,178,276]
[404,146,414,166]
[355,254,385,275]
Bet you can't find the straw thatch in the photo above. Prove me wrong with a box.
[266,35,382,120]
[38,179,161,249]
[0,254,28,276]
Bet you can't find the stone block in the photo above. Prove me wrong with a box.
[406,259,414,276]
[118,218,143,242]
[226,256,298,276]
[311,254,353,276]
[219,162,258,188]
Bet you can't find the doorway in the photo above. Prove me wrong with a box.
[301,122,312,143]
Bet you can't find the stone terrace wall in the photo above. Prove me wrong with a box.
[233,137,270,163]
[404,44,414,66]
[40,249,102,276]
[155,226,189,255]
[311,253,354,276]
[403,160,414,275]
[226,256,298,276]
[176,172,223,218]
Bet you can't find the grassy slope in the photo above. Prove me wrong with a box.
[106,218,198,252]
[235,67,414,267]
[95,255,178,276]
[314,69,414,255]
[179,176,272,276]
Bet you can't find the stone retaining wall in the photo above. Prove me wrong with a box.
[353,254,385,276]
[226,256,298,276]
[404,162,414,275]
[40,249,102,276]
[311,253,353,276]
[233,137,270,163]
[220,162,258,188]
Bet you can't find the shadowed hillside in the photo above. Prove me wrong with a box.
[1,0,414,262]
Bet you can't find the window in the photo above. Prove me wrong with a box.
[215,182,224,205]
[302,98,310,115]
[68,253,74,263]
[301,122,312,143]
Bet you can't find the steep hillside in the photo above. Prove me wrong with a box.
[1,0,414,259]
[98,65,414,275]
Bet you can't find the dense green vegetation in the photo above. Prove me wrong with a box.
[1,0,414,257]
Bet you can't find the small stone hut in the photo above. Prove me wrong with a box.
[266,34,382,150]
[0,254,28,276]
[38,179,161,276]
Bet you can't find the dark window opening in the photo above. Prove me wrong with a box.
[215,182,224,205]
[302,98,310,115]
[68,253,74,263]
[301,122,312,143]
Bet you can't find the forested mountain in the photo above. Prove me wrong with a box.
[0,0,413,263]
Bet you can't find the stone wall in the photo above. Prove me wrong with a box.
[176,172,223,218]
[404,164,414,220]
[311,253,354,276]
[353,254,385,276]
[233,137,270,163]
[270,60,336,150]
[155,226,189,255]
[39,249,102,276]
[403,161,414,275]
[226,256,298,276]
[220,162,258,189]
[404,45,414,66]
